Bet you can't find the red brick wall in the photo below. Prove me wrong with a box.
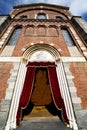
[70,62,87,108]
[9,6,71,56]
[0,63,13,101]
[10,20,70,56]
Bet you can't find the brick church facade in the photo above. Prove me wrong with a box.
[0,3,87,130]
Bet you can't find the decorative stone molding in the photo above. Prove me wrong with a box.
[22,43,60,62]
[61,57,86,62]
[56,62,78,130]
[0,56,86,63]
[0,27,12,48]
[0,57,21,62]
[69,27,87,58]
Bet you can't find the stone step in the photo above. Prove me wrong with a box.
[16,117,72,130]
[16,106,72,130]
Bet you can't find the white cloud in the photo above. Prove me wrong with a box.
[69,0,87,16]
[20,0,87,16]
[45,0,68,5]
[47,0,87,16]
[42,0,87,16]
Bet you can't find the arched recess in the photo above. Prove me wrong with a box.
[24,25,35,36]
[5,44,78,130]
[48,25,59,36]
[22,43,60,62]
[37,25,46,36]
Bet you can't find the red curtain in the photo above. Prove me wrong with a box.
[16,62,69,125]
[16,66,35,125]
[48,66,69,124]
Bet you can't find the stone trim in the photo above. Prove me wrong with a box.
[0,56,86,62]
[0,57,21,62]
[61,57,86,62]
[0,27,12,48]
[0,46,15,56]
[5,63,20,100]
[69,27,87,58]
[22,43,60,62]
[63,63,82,110]
[56,62,78,130]
[0,62,20,130]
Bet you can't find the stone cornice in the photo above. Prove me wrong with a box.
[13,3,69,10]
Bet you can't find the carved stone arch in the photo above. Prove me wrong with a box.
[22,43,60,62]
[37,24,47,30]
[60,25,73,33]
[12,24,23,31]
[20,15,28,19]
[60,25,74,38]
[36,25,47,35]
[55,16,64,21]
[37,24,47,28]
[37,12,47,19]
[48,25,58,30]
[60,25,69,30]
[60,25,76,45]
[24,24,35,35]
[14,24,22,27]
[5,25,22,46]
[25,24,35,28]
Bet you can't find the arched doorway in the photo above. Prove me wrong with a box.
[16,44,69,126]
[20,65,67,124]
[5,44,78,130]
[22,50,56,121]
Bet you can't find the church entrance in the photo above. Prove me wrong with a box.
[5,44,78,130]
[22,67,62,121]
[16,62,69,126]
[22,67,52,120]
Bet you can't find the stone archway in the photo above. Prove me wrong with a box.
[20,44,64,123]
[22,43,60,62]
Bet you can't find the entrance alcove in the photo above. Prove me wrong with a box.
[23,50,55,120]
[17,44,69,126]
[21,46,62,121]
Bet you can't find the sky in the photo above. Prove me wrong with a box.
[0,0,87,21]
